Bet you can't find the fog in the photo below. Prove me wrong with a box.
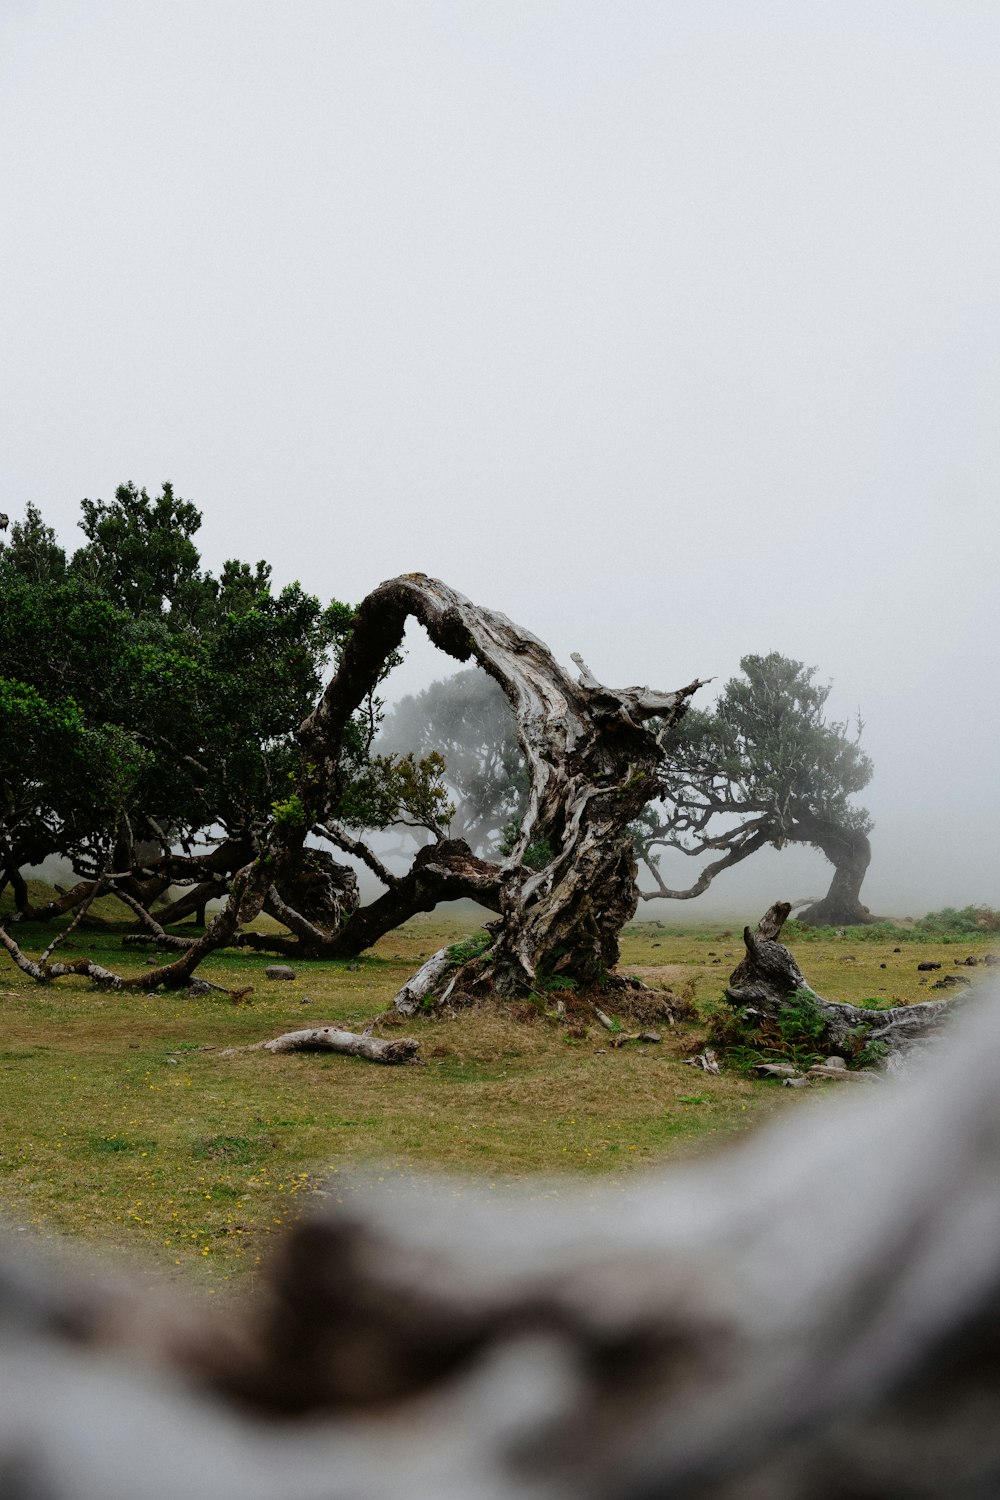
[2,2,998,916]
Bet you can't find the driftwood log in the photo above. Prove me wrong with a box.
[3,988,1000,1498]
[725,901,957,1068]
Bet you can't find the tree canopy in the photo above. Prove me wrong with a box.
[0,485,391,911]
[636,651,876,924]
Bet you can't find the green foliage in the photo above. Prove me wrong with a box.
[709,989,829,1072]
[73,481,204,623]
[786,908,1000,944]
[774,990,828,1065]
[640,652,874,903]
[856,1037,890,1068]
[271,794,306,830]
[337,750,456,837]
[446,929,493,963]
[0,487,387,881]
[0,676,149,864]
[914,905,1000,936]
[499,818,554,870]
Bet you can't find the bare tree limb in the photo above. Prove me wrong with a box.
[315,823,400,889]
[112,884,196,950]
[639,828,771,901]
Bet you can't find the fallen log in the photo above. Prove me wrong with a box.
[227,1025,420,1065]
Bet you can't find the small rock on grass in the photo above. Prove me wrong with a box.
[265,964,296,981]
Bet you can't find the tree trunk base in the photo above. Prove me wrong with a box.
[796,895,876,927]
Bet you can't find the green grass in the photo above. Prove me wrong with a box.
[0,902,995,1297]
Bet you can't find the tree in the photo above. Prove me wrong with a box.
[0,486,386,925]
[1,572,702,999]
[72,480,204,622]
[637,652,876,926]
[380,653,877,927]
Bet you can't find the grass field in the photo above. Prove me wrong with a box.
[0,896,995,1297]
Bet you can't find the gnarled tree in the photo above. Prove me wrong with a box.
[638,652,877,926]
[294,575,703,997]
[2,572,702,1001]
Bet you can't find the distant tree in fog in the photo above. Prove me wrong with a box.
[379,668,526,855]
[639,652,876,926]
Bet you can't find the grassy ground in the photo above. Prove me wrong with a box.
[0,897,995,1297]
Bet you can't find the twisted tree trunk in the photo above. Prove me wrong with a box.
[795,821,875,926]
[294,576,703,997]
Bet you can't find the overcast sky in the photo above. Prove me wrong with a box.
[2,1,997,914]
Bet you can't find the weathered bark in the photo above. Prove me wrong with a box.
[5,989,1000,1497]
[392,947,458,1015]
[725,901,956,1068]
[113,885,197,950]
[795,822,875,926]
[227,1024,420,1064]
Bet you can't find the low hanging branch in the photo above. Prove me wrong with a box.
[113,884,196,950]
[723,900,958,1068]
